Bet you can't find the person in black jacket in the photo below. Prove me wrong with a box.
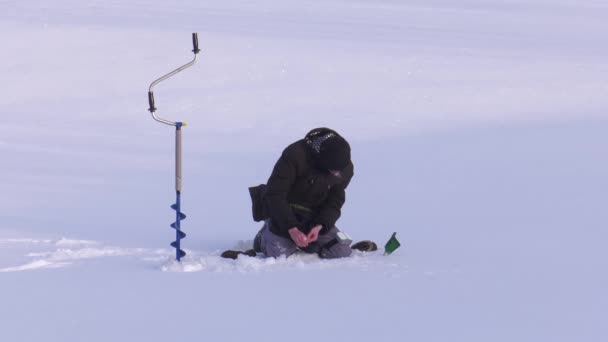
[249,127,355,259]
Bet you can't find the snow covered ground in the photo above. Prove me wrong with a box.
[1,0,607,341]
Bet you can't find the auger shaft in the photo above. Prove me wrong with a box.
[169,123,187,261]
[174,123,185,261]
[176,123,183,193]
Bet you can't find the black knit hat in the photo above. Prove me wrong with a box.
[305,128,351,171]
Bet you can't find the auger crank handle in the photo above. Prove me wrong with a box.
[147,33,200,126]
[192,33,200,54]
[148,91,156,113]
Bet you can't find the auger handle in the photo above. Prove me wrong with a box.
[192,33,200,54]
[148,91,156,113]
[147,33,200,126]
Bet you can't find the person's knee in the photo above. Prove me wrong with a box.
[319,243,352,259]
[263,240,298,258]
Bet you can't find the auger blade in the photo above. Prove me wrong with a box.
[170,242,187,258]
[171,204,187,215]
[170,202,187,261]
[171,211,187,221]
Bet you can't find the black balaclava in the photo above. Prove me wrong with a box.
[305,128,351,171]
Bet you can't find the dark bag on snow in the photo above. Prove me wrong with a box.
[248,184,269,222]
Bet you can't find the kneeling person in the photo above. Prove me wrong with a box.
[250,127,354,259]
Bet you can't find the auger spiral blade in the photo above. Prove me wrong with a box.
[171,204,187,219]
[170,199,187,261]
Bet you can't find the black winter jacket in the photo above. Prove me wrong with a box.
[250,136,354,238]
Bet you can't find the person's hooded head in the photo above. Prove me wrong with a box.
[305,128,351,172]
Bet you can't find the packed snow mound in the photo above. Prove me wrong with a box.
[0,237,152,272]
[0,236,401,274]
[160,250,398,273]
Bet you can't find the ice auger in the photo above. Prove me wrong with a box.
[147,33,200,261]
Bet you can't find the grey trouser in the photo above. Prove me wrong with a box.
[258,220,352,259]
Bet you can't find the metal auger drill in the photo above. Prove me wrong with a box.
[147,33,200,261]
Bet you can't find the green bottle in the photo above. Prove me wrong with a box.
[384,232,401,255]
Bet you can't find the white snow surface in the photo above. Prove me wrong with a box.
[1,0,607,341]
